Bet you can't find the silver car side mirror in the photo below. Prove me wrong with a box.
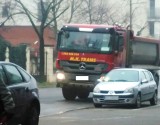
[97,79,102,82]
[141,79,148,84]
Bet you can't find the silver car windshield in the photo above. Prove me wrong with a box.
[105,70,139,82]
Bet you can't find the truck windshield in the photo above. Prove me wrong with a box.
[58,31,113,53]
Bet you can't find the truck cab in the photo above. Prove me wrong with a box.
[56,24,126,100]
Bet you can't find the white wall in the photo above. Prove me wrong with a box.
[44,47,54,83]
[154,22,160,39]
[154,0,160,39]
[25,46,55,82]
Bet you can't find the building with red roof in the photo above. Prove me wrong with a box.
[0,26,56,57]
[0,26,56,81]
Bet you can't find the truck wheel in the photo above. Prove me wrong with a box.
[62,86,77,100]
[77,91,90,99]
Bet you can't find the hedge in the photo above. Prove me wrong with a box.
[0,37,27,69]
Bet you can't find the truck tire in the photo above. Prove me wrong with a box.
[62,86,77,100]
[77,91,90,99]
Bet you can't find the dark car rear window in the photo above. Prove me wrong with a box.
[0,65,7,84]
[18,67,31,82]
[4,65,23,85]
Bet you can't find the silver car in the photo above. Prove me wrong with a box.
[93,68,158,108]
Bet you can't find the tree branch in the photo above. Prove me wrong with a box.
[15,0,40,37]
[0,12,24,27]
[44,5,69,28]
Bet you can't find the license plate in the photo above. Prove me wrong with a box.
[76,76,89,81]
[105,96,118,100]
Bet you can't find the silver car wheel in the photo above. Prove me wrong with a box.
[150,92,158,105]
[135,94,141,108]
[94,103,102,108]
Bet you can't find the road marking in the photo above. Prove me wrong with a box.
[81,116,132,121]
[131,103,160,111]
[40,106,92,118]
[40,102,160,118]
[57,116,133,123]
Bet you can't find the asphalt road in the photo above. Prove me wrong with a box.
[39,88,93,117]
[39,85,160,125]
[39,104,160,125]
[39,85,160,116]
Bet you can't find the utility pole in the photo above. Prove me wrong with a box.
[126,0,133,67]
[130,0,132,29]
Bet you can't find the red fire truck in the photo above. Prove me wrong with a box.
[56,24,160,100]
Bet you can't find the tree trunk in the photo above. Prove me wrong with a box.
[39,36,45,76]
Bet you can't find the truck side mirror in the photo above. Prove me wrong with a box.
[114,35,124,52]
[118,36,124,46]
[113,34,124,53]
[118,36,124,52]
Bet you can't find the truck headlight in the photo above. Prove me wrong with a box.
[56,72,65,80]
[93,86,100,93]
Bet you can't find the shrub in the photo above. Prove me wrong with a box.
[0,37,10,61]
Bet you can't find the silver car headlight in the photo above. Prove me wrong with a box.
[93,86,100,93]
[124,88,134,93]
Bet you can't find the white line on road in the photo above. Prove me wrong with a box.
[131,103,160,111]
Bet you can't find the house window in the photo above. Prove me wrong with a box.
[150,0,155,18]
[149,22,154,36]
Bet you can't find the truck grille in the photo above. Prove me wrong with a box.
[59,61,108,74]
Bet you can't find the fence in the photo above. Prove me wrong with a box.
[1,46,55,83]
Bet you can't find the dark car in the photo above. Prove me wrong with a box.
[0,61,40,125]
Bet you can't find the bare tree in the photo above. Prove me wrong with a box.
[75,0,118,24]
[67,0,84,23]
[75,0,148,36]
[59,0,125,26]
[48,0,71,40]
[123,0,148,34]
[0,0,22,27]
[15,0,69,76]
